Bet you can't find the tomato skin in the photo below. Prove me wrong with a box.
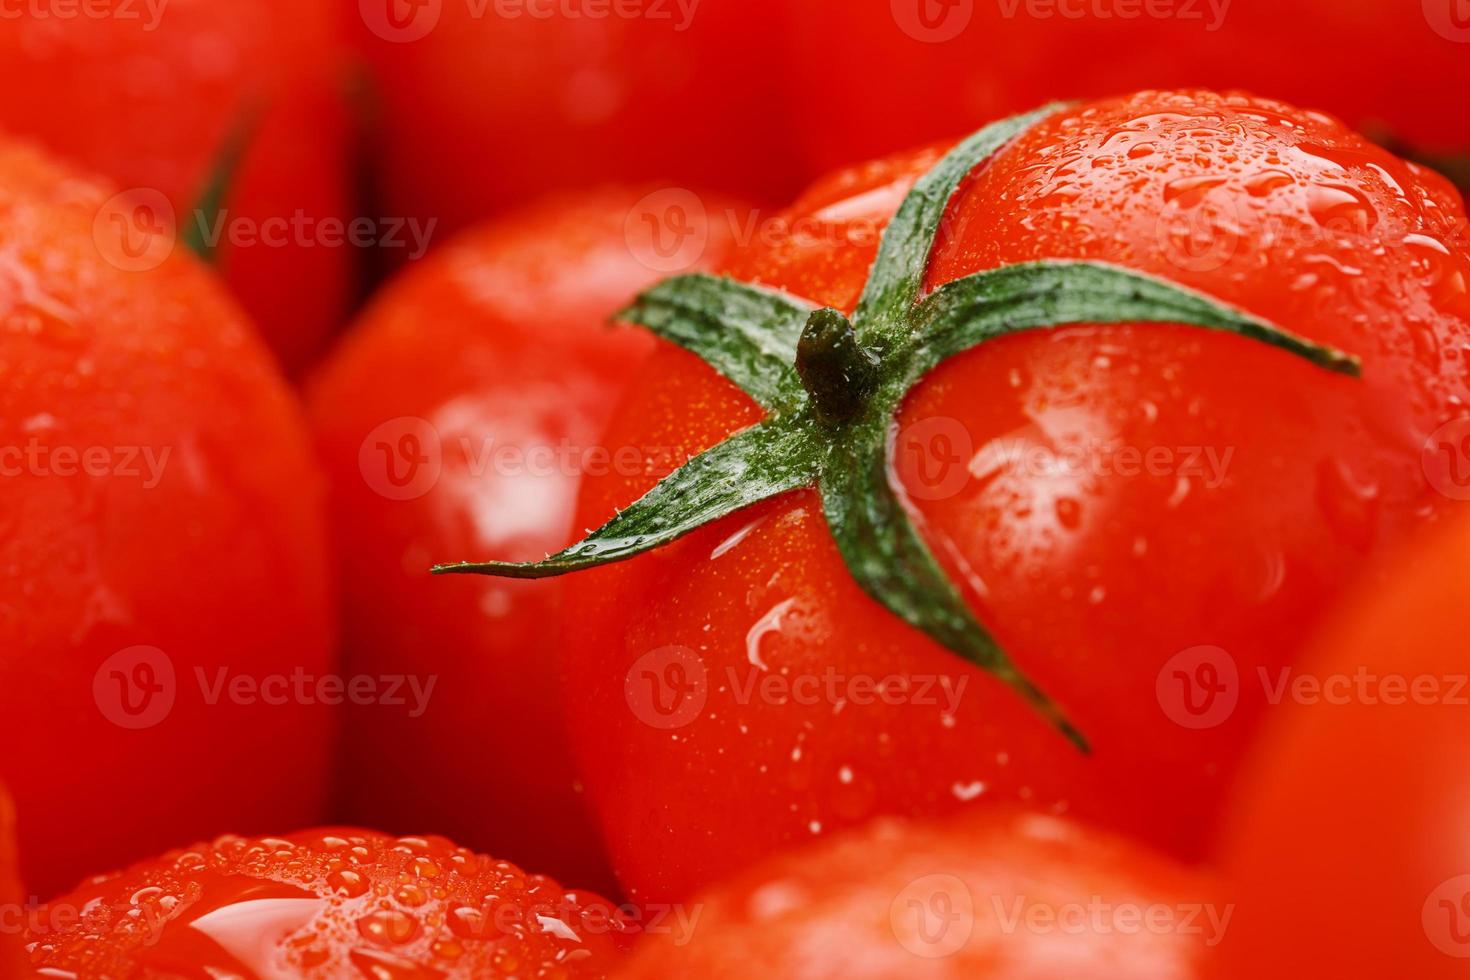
[787,0,1470,175]
[0,786,23,975]
[563,91,1470,903]
[307,187,747,893]
[0,0,354,373]
[359,0,799,238]
[0,142,334,899]
[24,828,631,978]
[618,808,1221,978]
[1212,511,1470,976]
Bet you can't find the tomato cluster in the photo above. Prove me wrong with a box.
[1,2,1467,978]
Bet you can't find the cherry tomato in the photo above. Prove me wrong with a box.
[620,808,1224,978]
[0,141,334,899]
[559,90,1470,902]
[1213,508,1470,976]
[786,0,1470,177]
[0,0,355,372]
[307,186,748,892]
[357,0,799,237]
[24,828,631,978]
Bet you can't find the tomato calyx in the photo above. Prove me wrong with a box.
[435,105,1361,748]
[796,308,878,425]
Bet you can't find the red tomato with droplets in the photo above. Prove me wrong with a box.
[24,829,632,978]
[308,187,747,893]
[620,808,1224,978]
[0,141,334,899]
[561,90,1470,903]
[358,0,798,237]
[0,0,354,372]
[786,0,1470,176]
[1213,510,1470,976]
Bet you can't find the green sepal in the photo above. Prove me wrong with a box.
[433,417,819,578]
[819,402,1088,750]
[903,260,1362,379]
[182,107,258,263]
[614,274,815,413]
[852,102,1067,350]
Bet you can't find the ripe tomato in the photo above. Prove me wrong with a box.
[0,785,23,975]
[358,0,798,237]
[619,808,1224,978]
[1213,510,1470,976]
[551,90,1470,902]
[23,828,632,978]
[307,187,747,892]
[0,0,354,372]
[786,0,1470,178]
[0,142,334,898]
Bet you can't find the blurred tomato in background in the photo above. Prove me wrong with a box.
[0,0,355,373]
[786,0,1470,176]
[357,0,800,239]
[1214,511,1470,977]
[0,143,335,899]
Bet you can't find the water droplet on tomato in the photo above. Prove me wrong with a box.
[1315,457,1380,552]
[357,909,420,946]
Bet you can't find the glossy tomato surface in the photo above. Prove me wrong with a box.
[0,0,355,372]
[308,187,747,893]
[787,0,1470,176]
[1214,509,1470,976]
[358,0,799,237]
[619,808,1224,978]
[24,828,632,978]
[0,785,24,975]
[562,90,1470,902]
[0,141,335,899]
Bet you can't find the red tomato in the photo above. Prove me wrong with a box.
[786,0,1470,177]
[1213,509,1470,976]
[0,142,334,898]
[23,828,632,978]
[0,0,354,373]
[0,785,24,975]
[619,808,1224,978]
[307,187,747,892]
[558,90,1470,902]
[358,0,799,236]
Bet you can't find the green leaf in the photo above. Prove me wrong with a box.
[904,260,1361,377]
[615,274,815,413]
[181,107,258,263]
[852,103,1066,348]
[433,417,820,578]
[819,402,1087,750]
